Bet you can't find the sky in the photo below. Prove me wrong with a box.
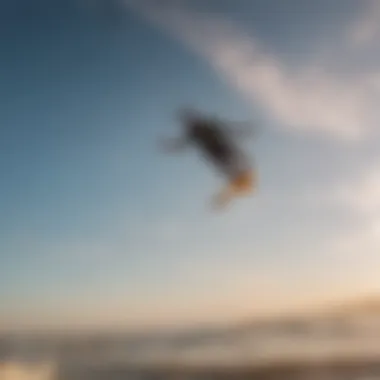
[1,0,380,332]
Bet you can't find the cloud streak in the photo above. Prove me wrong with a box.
[316,160,380,270]
[331,165,380,217]
[125,0,380,141]
[347,0,380,47]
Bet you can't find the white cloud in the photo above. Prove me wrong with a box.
[319,162,380,268]
[125,0,380,141]
[329,164,380,217]
[347,0,380,47]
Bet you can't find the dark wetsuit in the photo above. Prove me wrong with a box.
[186,119,247,177]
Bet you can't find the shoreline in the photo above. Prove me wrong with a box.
[59,356,380,379]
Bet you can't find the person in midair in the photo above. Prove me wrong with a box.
[161,108,258,209]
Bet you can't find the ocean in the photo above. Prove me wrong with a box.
[1,312,380,379]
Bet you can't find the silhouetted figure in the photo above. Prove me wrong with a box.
[161,108,258,209]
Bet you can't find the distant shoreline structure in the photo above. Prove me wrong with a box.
[58,356,380,380]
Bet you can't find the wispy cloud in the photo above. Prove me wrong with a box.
[316,161,380,268]
[347,0,380,47]
[331,164,380,217]
[125,0,380,141]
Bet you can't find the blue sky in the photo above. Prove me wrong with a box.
[1,0,380,331]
